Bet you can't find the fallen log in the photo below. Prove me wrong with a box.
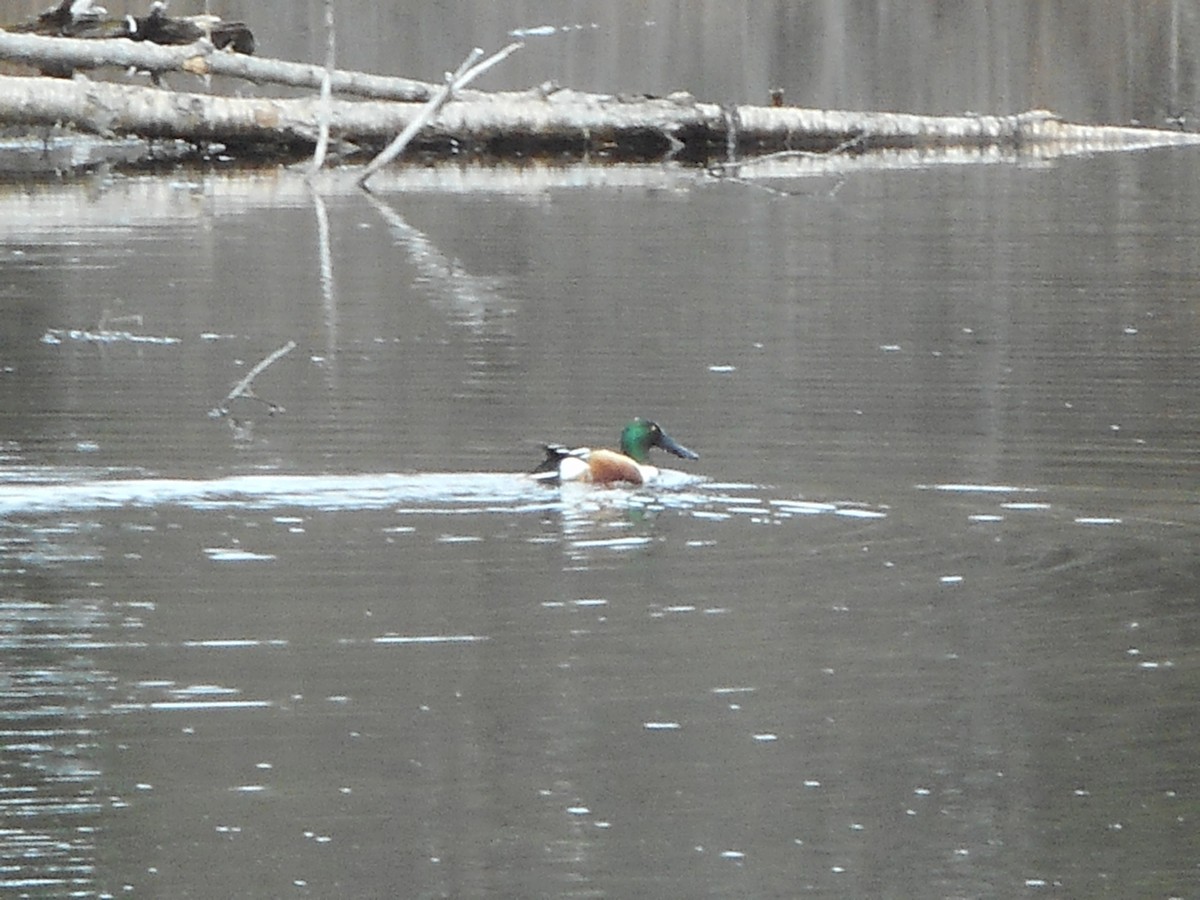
[2,70,1199,166]
[3,27,1200,167]
[0,28,440,101]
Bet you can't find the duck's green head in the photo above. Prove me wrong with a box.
[619,418,700,465]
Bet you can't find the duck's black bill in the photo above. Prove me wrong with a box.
[657,431,699,461]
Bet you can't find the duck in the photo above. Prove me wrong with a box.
[530,418,699,487]
[125,1,255,54]
[12,0,123,38]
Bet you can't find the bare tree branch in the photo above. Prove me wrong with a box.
[307,0,337,174]
[356,42,522,188]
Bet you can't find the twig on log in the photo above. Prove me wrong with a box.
[307,0,336,175]
[721,104,738,164]
[355,47,482,187]
[356,41,522,188]
[209,340,296,418]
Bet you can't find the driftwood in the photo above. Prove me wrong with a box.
[2,28,1200,167]
[306,0,336,175]
[209,340,296,418]
[0,29,438,101]
[357,42,522,186]
[3,72,1199,164]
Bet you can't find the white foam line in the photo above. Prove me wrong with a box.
[203,548,276,561]
[113,700,273,711]
[769,500,838,513]
[571,537,651,549]
[371,635,489,645]
[924,483,1040,493]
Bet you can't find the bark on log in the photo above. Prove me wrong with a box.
[0,28,442,101]
[3,72,1199,164]
[3,28,1200,166]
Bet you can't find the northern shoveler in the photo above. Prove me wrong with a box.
[530,418,699,486]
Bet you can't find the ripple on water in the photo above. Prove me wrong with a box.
[369,634,489,645]
[40,328,180,345]
[922,483,1041,494]
[203,547,277,562]
[0,595,127,887]
[0,470,887,526]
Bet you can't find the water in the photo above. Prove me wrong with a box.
[2,5,1200,896]
[2,149,1196,898]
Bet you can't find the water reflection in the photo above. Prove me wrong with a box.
[365,191,518,331]
[1,464,1193,895]
[0,589,105,896]
[2,100,1199,897]
[0,466,889,893]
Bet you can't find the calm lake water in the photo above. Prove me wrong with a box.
[2,151,1198,898]
[2,3,1200,898]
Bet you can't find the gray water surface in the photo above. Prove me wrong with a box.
[3,5,1200,890]
[2,151,1197,898]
